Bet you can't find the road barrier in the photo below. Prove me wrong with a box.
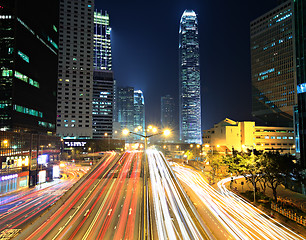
[271,202,306,226]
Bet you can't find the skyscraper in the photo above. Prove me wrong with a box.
[179,10,201,144]
[92,9,114,139]
[94,10,112,70]
[250,1,295,127]
[161,95,176,141]
[56,0,94,139]
[117,87,135,132]
[0,0,58,134]
[161,95,175,128]
[134,90,145,139]
[92,71,114,138]
[293,0,306,166]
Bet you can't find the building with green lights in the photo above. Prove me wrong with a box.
[0,0,58,134]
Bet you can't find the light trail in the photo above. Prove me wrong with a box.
[147,150,207,240]
[172,163,305,240]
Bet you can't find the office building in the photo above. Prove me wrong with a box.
[250,1,295,127]
[203,118,295,155]
[56,0,94,139]
[92,9,114,139]
[161,95,176,141]
[92,70,114,138]
[134,90,145,139]
[117,87,135,132]
[94,10,112,71]
[293,0,306,166]
[0,0,58,134]
[179,10,201,144]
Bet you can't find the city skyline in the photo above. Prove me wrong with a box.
[95,0,278,130]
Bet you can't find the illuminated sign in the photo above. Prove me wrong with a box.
[53,165,60,178]
[1,174,18,181]
[64,141,87,147]
[38,154,48,164]
[297,83,306,94]
[38,170,46,184]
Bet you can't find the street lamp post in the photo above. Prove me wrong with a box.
[122,126,170,239]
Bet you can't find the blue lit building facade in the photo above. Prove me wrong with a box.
[250,1,295,127]
[133,90,145,140]
[179,10,201,144]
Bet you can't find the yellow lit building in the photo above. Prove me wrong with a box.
[202,118,295,155]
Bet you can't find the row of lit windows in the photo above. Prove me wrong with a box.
[1,70,39,88]
[14,105,43,118]
[256,136,294,140]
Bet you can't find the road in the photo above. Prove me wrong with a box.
[172,163,305,240]
[147,149,213,240]
[21,151,144,240]
[0,165,87,237]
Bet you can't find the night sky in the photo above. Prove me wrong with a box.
[95,0,278,130]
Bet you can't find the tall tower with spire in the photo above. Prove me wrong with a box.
[179,10,201,144]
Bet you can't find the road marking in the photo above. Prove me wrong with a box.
[84,209,89,217]
[108,209,112,216]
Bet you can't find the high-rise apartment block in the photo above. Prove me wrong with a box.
[250,1,295,127]
[0,0,59,134]
[179,10,201,144]
[56,0,94,139]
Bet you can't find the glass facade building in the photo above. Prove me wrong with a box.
[134,90,145,139]
[179,10,201,144]
[250,1,295,127]
[92,71,114,139]
[0,0,58,134]
[117,87,135,133]
[293,0,306,167]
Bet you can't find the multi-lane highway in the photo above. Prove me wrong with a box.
[147,149,213,240]
[21,151,144,240]
[172,163,305,240]
[0,164,87,236]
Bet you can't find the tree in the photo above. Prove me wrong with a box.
[262,152,296,201]
[223,152,262,202]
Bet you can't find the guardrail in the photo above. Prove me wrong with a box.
[271,202,306,226]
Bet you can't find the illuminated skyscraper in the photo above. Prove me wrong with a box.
[250,1,294,127]
[117,87,135,132]
[179,9,201,144]
[92,9,114,139]
[0,0,58,134]
[94,10,112,70]
[134,90,145,139]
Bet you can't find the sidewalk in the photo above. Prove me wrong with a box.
[0,180,61,206]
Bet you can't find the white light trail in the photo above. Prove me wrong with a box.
[147,150,204,240]
[172,163,305,240]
